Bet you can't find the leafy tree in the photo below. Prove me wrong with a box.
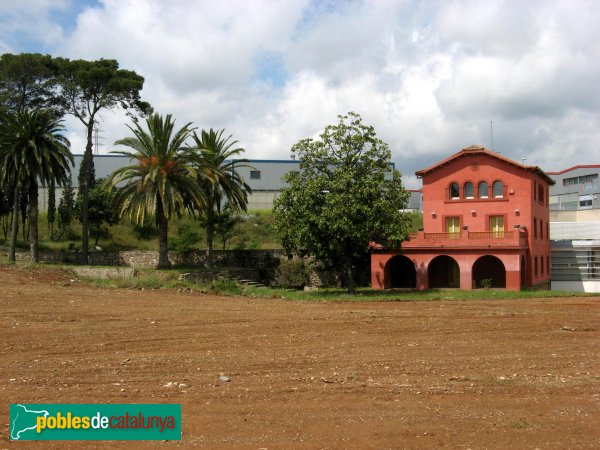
[214,203,242,250]
[0,53,62,115]
[189,129,252,266]
[47,181,56,240]
[0,109,73,262]
[57,57,151,264]
[273,112,411,294]
[75,177,118,246]
[107,114,207,268]
[58,176,75,239]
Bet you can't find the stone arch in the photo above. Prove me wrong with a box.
[386,255,416,288]
[473,255,506,288]
[428,255,460,288]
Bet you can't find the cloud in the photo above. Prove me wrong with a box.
[1,0,599,189]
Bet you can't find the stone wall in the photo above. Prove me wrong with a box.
[14,249,284,270]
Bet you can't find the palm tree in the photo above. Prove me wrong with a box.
[189,129,252,267]
[0,110,73,262]
[107,113,207,268]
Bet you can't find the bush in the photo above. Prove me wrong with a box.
[272,258,309,289]
[480,278,492,289]
[171,223,201,258]
[210,278,243,295]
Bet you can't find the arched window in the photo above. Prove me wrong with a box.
[464,182,474,198]
[478,181,488,198]
[449,182,459,199]
[493,181,504,197]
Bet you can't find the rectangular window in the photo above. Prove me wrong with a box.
[540,220,543,239]
[250,170,261,180]
[579,195,593,209]
[534,218,537,238]
[445,217,460,236]
[538,185,544,204]
[489,216,504,237]
[535,257,538,276]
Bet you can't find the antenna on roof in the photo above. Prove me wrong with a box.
[490,120,494,152]
[522,158,527,165]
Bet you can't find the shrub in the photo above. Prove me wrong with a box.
[171,223,201,258]
[273,258,309,289]
[480,278,492,289]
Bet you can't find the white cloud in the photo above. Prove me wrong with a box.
[1,0,599,190]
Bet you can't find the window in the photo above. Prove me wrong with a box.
[489,216,504,237]
[540,220,544,239]
[534,181,537,201]
[464,182,474,198]
[449,182,459,199]
[538,185,544,204]
[250,170,261,180]
[445,217,460,236]
[535,257,538,276]
[493,181,504,198]
[478,181,488,198]
[534,218,537,238]
[579,195,593,209]
[563,173,598,186]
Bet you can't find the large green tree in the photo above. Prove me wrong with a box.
[0,109,73,262]
[273,112,411,293]
[58,58,151,264]
[107,114,207,268]
[0,53,62,115]
[189,129,252,267]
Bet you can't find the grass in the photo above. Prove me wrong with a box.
[70,266,595,302]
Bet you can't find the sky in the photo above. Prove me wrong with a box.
[1,0,599,188]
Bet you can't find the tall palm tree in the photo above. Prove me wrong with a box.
[189,129,252,267]
[0,109,73,262]
[107,113,207,268]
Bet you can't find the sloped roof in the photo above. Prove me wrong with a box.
[415,145,555,185]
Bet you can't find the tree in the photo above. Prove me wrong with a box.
[107,114,207,268]
[189,129,252,266]
[58,176,75,239]
[273,112,411,294]
[47,181,56,240]
[58,57,151,264]
[75,177,118,247]
[214,203,242,250]
[0,187,10,239]
[0,109,73,262]
[0,53,62,115]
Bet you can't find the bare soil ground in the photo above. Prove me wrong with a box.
[1,264,599,449]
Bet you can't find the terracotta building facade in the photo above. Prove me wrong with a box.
[371,145,554,291]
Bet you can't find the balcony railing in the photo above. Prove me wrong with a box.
[403,230,527,248]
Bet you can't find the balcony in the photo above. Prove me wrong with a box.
[403,230,528,249]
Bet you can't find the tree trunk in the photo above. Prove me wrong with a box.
[344,256,355,295]
[8,184,19,262]
[205,209,214,267]
[156,195,171,269]
[28,180,39,263]
[80,123,94,265]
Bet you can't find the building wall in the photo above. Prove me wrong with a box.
[547,165,600,211]
[419,152,551,288]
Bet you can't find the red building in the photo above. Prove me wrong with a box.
[371,145,554,291]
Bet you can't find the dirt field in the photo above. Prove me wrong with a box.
[1,264,599,449]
